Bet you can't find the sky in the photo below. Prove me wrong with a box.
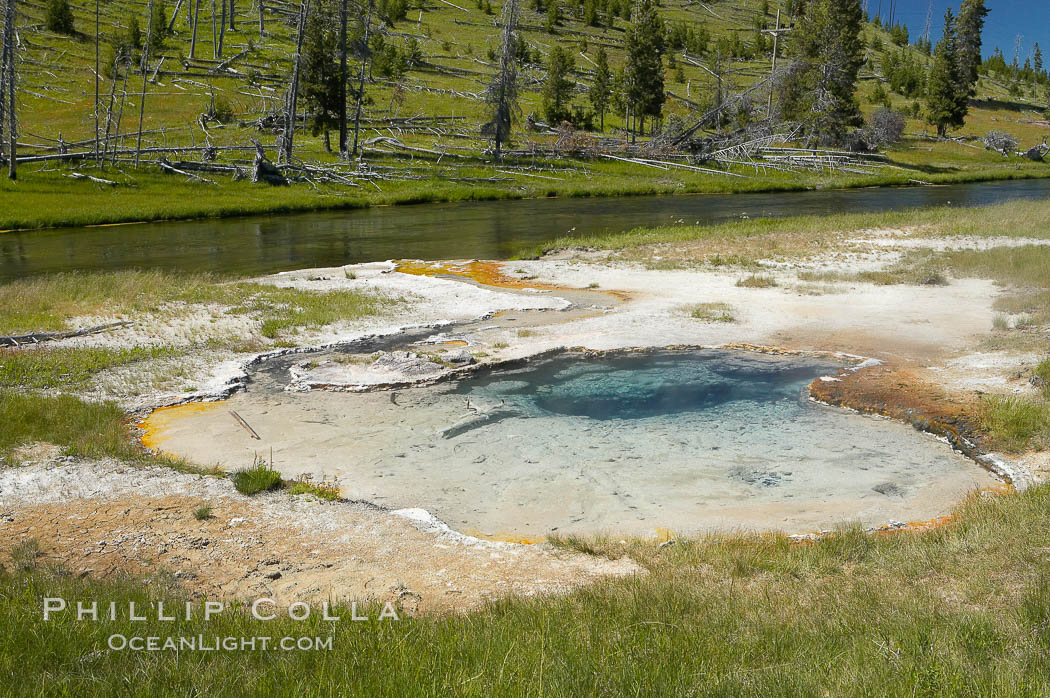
[863,0,1049,61]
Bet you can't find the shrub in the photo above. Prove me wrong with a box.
[231,459,283,495]
[45,0,76,35]
[208,95,235,124]
[984,130,1018,155]
[868,82,891,108]
[193,505,213,520]
[859,107,905,150]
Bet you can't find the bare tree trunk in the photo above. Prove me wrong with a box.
[487,0,519,159]
[218,0,226,57]
[337,0,347,157]
[0,0,7,169]
[135,0,155,168]
[3,0,14,179]
[167,0,185,32]
[350,0,374,157]
[280,0,309,163]
[258,0,264,39]
[190,0,201,58]
[100,55,120,165]
[94,0,100,165]
[111,62,130,164]
[211,0,218,59]
[228,0,235,30]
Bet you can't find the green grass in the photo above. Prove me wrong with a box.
[689,302,736,322]
[979,394,1050,452]
[6,482,1050,694]
[0,270,223,334]
[230,460,283,495]
[287,480,342,502]
[239,285,394,339]
[0,346,181,389]
[0,389,213,472]
[0,270,396,338]
[5,158,1047,232]
[943,245,1050,290]
[0,390,144,462]
[192,505,213,521]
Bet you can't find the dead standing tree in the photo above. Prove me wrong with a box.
[135,0,155,167]
[483,0,520,159]
[337,0,348,156]
[2,0,15,179]
[0,0,6,169]
[350,0,374,157]
[279,0,311,163]
[190,0,201,58]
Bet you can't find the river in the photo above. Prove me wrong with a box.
[2,178,1049,281]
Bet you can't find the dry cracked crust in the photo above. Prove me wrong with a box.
[0,459,641,615]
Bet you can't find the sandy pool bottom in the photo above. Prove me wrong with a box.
[143,350,1000,538]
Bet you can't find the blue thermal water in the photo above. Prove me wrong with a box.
[452,349,842,421]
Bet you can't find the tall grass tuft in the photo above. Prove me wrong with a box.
[1035,358,1050,400]
[736,274,778,288]
[979,394,1050,452]
[230,458,283,495]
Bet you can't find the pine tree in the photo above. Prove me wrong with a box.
[926,9,967,137]
[150,0,168,49]
[45,0,75,35]
[1034,43,1043,75]
[589,45,612,130]
[777,0,864,146]
[300,0,341,151]
[955,0,987,96]
[542,45,575,123]
[623,0,664,139]
[545,0,560,32]
[583,0,598,26]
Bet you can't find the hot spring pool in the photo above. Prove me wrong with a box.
[144,349,1001,537]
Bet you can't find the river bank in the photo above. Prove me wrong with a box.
[2,154,1049,233]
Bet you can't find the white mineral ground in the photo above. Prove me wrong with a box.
[4,231,1048,609]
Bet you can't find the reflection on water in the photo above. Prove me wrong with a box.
[2,178,1050,281]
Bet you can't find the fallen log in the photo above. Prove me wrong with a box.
[0,321,131,347]
[63,172,121,185]
[229,410,262,439]
[158,157,219,184]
